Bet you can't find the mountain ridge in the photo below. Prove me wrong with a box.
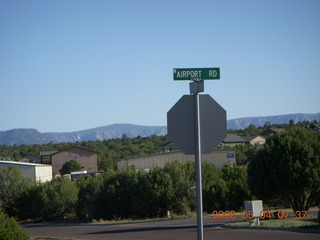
[0,123,168,146]
[227,113,320,129]
[0,113,319,146]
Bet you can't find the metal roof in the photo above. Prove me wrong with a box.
[223,134,245,143]
[39,151,58,156]
[0,161,49,167]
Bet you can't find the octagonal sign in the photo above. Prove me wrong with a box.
[167,94,226,155]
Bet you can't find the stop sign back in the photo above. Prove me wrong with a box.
[167,94,226,155]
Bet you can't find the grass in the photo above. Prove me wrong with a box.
[89,211,197,224]
[228,216,320,229]
[90,217,167,224]
[32,238,76,240]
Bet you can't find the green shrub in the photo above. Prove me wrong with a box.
[0,210,30,240]
[38,177,79,220]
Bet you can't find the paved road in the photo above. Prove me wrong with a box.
[24,214,320,240]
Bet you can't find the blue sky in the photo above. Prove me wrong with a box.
[1,0,319,132]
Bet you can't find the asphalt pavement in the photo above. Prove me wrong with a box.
[24,213,320,240]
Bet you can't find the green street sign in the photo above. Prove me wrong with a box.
[173,68,220,81]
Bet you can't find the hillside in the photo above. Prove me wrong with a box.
[227,113,320,129]
[0,113,319,145]
[0,124,167,146]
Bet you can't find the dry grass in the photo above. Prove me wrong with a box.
[228,216,320,229]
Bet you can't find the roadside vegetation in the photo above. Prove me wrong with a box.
[228,215,320,229]
[0,161,251,221]
[0,210,30,240]
[248,127,320,214]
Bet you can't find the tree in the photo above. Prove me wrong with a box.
[222,165,252,210]
[235,145,257,165]
[163,161,192,215]
[131,168,175,218]
[248,127,320,214]
[95,167,137,220]
[76,175,103,220]
[60,159,82,174]
[0,166,32,217]
[289,119,295,127]
[202,162,226,212]
[37,177,79,220]
[264,122,271,129]
[0,210,30,240]
[203,178,229,212]
[202,163,252,212]
[16,184,41,220]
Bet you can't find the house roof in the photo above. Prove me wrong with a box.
[19,155,41,162]
[40,151,58,156]
[52,146,97,155]
[260,128,285,137]
[242,135,265,142]
[311,123,320,129]
[159,141,178,148]
[223,134,245,143]
[270,128,284,133]
[241,136,255,142]
[40,146,97,156]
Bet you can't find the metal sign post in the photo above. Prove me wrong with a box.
[193,86,204,240]
[167,67,226,240]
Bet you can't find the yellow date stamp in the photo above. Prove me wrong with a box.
[212,210,308,220]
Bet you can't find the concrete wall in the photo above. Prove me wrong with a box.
[34,165,53,182]
[0,161,52,182]
[117,149,236,170]
[51,146,97,174]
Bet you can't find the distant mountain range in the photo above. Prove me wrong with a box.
[0,113,319,146]
[0,124,167,146]
[227,113,320,130]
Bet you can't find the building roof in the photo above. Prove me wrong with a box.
[270,128,284,133]
[223,134,245,143]
[120,148,236,161]
[159,141,179,149]
[260,128,285,137]
[0,161,49,167]
[19,155,41,163]
[311,123,320,130]
[40,146,97,156]
[241,136,255,142]
[241,135,265,142]
[52,146,97,155]
[40,151,58,156]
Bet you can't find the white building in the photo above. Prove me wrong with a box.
[0,161,52,182]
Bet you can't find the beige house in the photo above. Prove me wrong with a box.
[242,135,266,146]
[219,134,266,148]
[117,149,236,170]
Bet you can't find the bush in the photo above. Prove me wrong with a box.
[0,210,30,240]
[37,177,79,220]
[0,166,32,217]
[16,184,42,220]
[76,175,103,220]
